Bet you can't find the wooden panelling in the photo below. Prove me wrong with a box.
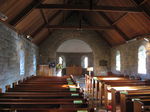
[15,10,44,35]
[66,66,82,76]
[38,65,54,76]
[0,0,33,23]
[98,0,134,7]
[32,28,49,45]
[0,0,149,46]
[116,13,150,39]
[97,0,136,28]
[103,30,126,46]
[84,12,110,26]
[104,12,127,22]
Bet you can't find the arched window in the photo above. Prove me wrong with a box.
[59,57,63,65]
[116,51,121,71]
[138,45,146,74]
[81,56,88,68]
[20,50,25,75]
[33,55,36,75]
[84,57,88,68]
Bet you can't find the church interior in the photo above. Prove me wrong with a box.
[0,0,150,112]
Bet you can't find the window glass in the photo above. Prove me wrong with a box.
[138,46,146,74]
[116,51,121,71]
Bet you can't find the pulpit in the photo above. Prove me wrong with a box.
[66,66,82,76]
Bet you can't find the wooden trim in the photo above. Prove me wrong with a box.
[46,25,114,30]
[36,4,143,13]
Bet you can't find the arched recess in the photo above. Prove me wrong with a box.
[56,39,93,68]
[39,30,110,75]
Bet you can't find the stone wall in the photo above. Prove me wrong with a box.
[39,30,111,76]
[111,38,150,79]
[0,22,38,92]
[39,14,111,76]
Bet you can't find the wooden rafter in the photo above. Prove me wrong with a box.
[112,13,128,25]
[139,0,148,5]
[130,0,150,17]
[99,12,129,41]
[32,11,62,37]
[9,0,44,26]
[39,9,51,33]
[36,4,143,13]
[82,15,112,46]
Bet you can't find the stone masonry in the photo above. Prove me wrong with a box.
[0,22,38,92]
[111,38,150,79]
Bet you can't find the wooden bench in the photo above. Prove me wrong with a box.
[120,90,150,112]
[0,75,93,112]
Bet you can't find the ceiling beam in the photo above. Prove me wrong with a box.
[46,25,114,30]
[82,16,112,46]
[32,11,62,37]
[130,0,150,17]
[39,9,51,33]
[9,0,44,26]
[112,13,128,25]
[99,12,129,41]
[36,4,143,13]
[139,0,148,5]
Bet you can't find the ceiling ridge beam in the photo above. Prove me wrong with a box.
[99,12,129,41]
[36,4,143,13]
[32,10,62,37]
[9,0,44,26]
[46,25,114,30]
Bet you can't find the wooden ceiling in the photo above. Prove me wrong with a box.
[0,0,150,46]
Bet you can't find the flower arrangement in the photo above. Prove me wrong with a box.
[56,64,63,69]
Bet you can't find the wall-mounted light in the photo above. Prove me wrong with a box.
[144,37,149,42]
[126,38,137,43]
[0,12,8,21]
[26,35,32,40]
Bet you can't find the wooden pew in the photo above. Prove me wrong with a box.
[134,99,150,112]
[90,75,150,112]
[105,83,150,111]
[0,107,93,112]
[120,90,150,112]
[0,75,93,112]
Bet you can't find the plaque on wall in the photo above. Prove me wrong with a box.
[99,60,107,66]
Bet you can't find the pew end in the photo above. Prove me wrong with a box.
[12,82,18,88]
[0,88,2,93]
[134,100,143,112]
[5,85,11,92]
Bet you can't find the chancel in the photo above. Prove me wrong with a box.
[0,0,150,112]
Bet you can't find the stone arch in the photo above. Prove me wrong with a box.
[40,30,110,75]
